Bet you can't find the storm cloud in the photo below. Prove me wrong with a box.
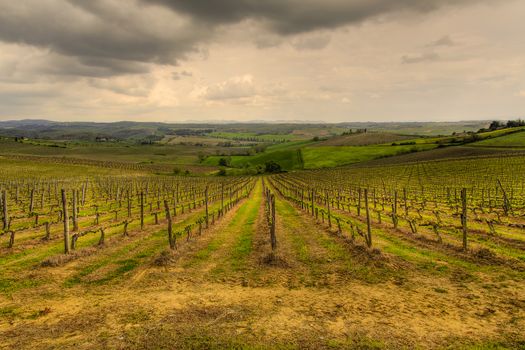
[0,0,208,76]
[142,0,480,34]
[0,0,482,76]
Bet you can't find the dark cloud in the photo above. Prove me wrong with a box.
[142,0,480,34]
[0,0,485,77]
[42,55,150,78]
[0,0,208,76]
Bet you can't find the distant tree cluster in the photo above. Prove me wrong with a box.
[168,128,214,136]
[479,119,525,133]
[218,157,231,167]
[264,161,282,173]
[341,128,367,135]
[138,135,163,144]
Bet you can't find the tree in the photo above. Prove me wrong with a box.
[506,119,525,128]
[218,157,229,167]
[489,120,503,131]
[265,160,282,173]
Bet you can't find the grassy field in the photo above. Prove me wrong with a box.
[203,140,312,171]
[204,141,437,171]
[314,132,414,146]
[470,129,525,148]
[301,143,437,169]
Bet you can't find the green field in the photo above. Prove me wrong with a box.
[301,143,437,169]
[470,129,525,148]
[204,140,437,171]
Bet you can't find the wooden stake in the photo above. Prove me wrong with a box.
[164,200,175,249]
[461,188,468,251]
[61,189,70,254]
[72,189,78,231]
[364,189,372,248]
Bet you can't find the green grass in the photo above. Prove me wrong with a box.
[275,194,398,284]
[0,276,45,295]
[301,144,437,169]
[471,130,525,148]
[185,239,223,267]
[186,196,257,269]
[223,182,261,272]
[204,140,314,170]
[90,258,140,285]
[63,201,228,286]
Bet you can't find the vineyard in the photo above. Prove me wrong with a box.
[271,155,525,256]
[0,154,524,349]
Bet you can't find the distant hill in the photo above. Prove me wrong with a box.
[0,119,492,143]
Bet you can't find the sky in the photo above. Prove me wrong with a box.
[0,0,524,123]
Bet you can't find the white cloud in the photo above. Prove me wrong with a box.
[196,75,256,101]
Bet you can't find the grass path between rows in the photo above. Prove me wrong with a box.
[178,179,263,283]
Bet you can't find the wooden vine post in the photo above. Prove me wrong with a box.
[29,189,34,213]
[311,189,315,217]
[326,190,331,228]
[270,193,277,252]
[392,190,398,229]
[461,188,468,251]
[72,189,78,231]
[357,188,362,216]
[2,190,8,230]
[140,191,144,230]
[164,200,175,249]
[221,182,224,217]
[8,230,15,248]
[123,220,129,236]
[44,222,51,240]
[61,189,70,254]
[127,190,131,218]
[205,186,209,228]
[174,183,179,216]
[497,179,511,215]
[364,188,372,248]
[98,228,105,246]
